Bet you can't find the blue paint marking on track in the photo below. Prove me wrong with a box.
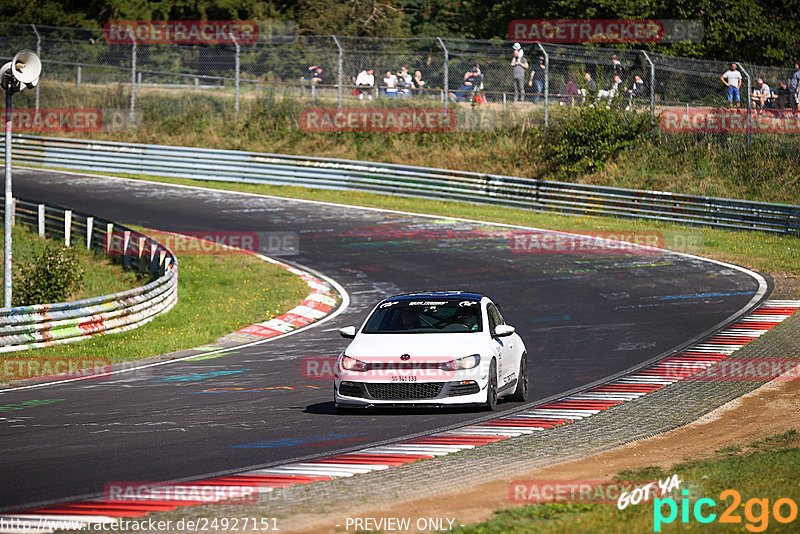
[231,433,369,449]
[659,291,755,301]
[157,369,253,382]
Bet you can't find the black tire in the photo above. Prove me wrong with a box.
[509,353,528,402]
[484,359,498,411]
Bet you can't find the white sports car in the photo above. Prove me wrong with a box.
[334,291,528,411]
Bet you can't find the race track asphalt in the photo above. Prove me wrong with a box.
[0,168,766,510]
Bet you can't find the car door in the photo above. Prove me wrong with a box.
[487,303,514,387]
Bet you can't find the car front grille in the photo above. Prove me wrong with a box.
[365,382,444,400]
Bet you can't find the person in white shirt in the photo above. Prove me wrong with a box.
[355,68,375,100]
[383,71,398,98]
[720,63,742,109]
[751,78,771,110]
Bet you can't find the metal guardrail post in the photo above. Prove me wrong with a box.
[128,29,136,123]
[537,42,549,128]
[332,35,343,110]
[737,62,752,150]
[31,24,41,112]
[437,38,449,110]
[230,32,240,119]
[641,51,655,128]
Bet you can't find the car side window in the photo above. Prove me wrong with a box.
[487,303,501,334]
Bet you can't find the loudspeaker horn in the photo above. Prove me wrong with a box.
[11,49,42,85]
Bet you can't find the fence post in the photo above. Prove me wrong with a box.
[31,24,41,112]
[230,32,240,119]
[86,216,94,249]
[77,65,81,88]
[537,42,549,127]
[737,62,752,150]
[437,38,449,110]
[332,35,343,110]
[64,210,72,247]
[640,50,655,128]
[137,71,142,94]
[38,204,45,237]
[128,29,136,123]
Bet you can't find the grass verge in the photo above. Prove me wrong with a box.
[29,85,800,205]
[1,228,309,371]
[451,429,800,533]
[2,224,142,302]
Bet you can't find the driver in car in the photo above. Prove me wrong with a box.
[453,307,478,331]
[399,308,420,330]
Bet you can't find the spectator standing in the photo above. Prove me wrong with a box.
[750,78,771,111]
[720,63,742,109]
[411,70,426,96]
[511,43,529,102]
[791,62,800,110]
[528,56,546,104]
[355,68,375,100]
[611,55,624,82]
[383,70,398,98]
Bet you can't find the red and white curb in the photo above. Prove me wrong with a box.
[231,258,340,340]
[2,300,798,531]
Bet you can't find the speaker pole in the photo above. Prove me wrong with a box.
[3,86,12,308]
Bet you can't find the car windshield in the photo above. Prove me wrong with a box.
[362,299,483,334]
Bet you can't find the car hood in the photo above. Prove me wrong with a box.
[344,333,484,361]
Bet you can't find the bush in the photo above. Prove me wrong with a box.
[13,244,85,306]
[544,105,650,177]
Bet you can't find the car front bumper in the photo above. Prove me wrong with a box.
[334,378,487,407]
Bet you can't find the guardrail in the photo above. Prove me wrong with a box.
[3,135,799,234]
[0,197,178,353]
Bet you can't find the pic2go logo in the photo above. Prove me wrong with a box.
[653,489,799,532]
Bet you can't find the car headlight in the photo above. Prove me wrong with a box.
[441,354,481,371]
[340,355,369,372]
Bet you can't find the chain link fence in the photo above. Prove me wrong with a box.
[1,22,798,142]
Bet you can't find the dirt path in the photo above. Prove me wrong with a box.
[282,367,800,533]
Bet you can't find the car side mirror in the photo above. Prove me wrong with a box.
[339,326,356,339]
[493,324,515,338]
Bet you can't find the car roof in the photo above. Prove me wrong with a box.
[383,291,485,303]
